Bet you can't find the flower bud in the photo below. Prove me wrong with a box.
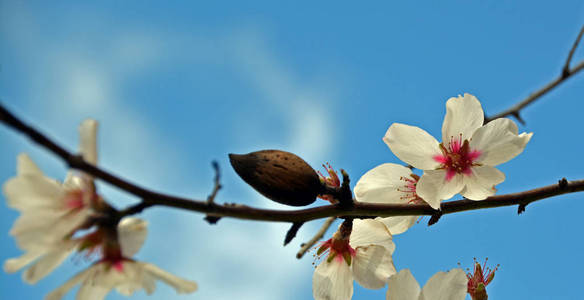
[229,150,322,206]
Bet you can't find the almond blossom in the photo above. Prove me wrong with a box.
[312,219,396,300]
[384,93,533,208]
[46,218,198,300]
[3,120,100,283]
[386,268,468,300]
[354,163,423,235]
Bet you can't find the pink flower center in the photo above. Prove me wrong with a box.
[97,257,128,273]
[433,136,481,181]
[315,232,356,266]
[112,260,125,272]
[64,190,86,210]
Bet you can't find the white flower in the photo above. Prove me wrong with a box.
[384,94,533,208]
[386,268,468,300]
[354,163,422,235]
[46,218,198,300]
[3,120,99,283]
[313,219,396,300]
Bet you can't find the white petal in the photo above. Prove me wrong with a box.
[115,262,144,296]
[76,284,110,300]
[386,269,420,300]
[118,217,148,257]
[24,241,78,284]
[79,119,98,165]
[416,170,463,209]
[45,266,94,300]
[419,268,467,300]
[460,166,505,200]
[140,272,158,295]
[355,163,414,204]
[11,208,90,251]
[377,216,418,236]
[349,219,394,253]
[142,263,198,294]
[313,259,353,300]
[441,93,484,144]
[352,245,396,289]
[3,175,64,211]
[383,124,442,170]
[4,251,43,273]
[355,164,420,235]
[16,154,43,175]
[470,118,533,166]
[10,210,69,250]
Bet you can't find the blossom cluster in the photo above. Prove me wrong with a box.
[312,94,530,299]
[3,120,197,299]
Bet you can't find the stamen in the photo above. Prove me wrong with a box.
[436,137,482,180]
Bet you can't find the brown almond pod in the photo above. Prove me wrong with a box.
[229,150,322,206]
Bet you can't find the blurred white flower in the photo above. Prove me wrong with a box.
[313,219,396,300]
[386,268,467,300]
[46,218,197,300]
[354,163,422,235]
[3,120,100,283]
[384,94,532,208]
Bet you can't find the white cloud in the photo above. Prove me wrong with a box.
[228,28,336,163]
[2,10,339,299]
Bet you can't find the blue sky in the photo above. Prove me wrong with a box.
[1,1,584,299]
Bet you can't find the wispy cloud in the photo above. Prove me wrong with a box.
[1,7,339,299]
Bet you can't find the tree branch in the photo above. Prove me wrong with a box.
[2,103,584,224]
[485,25,584,123]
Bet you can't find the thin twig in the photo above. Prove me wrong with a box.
[563,25,584,77]
[485,25,584,123]
[204,161,223,224]
[284,222,304,246]
[297,217,336,259]
[207,161,222,205]
[2,104,584,223]
[485,60,584,123]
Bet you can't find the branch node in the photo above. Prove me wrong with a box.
[562,67,571,79]
[284,222,304,246]
[428,210,443,226]
[204,215,221,224]
[517,203,527,215]
[559,177,569,189]
[511,111,525,125]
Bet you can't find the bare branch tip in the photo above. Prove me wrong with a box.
[284,222,304,246]
[428,210,443,226]
[517,203,527,215]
